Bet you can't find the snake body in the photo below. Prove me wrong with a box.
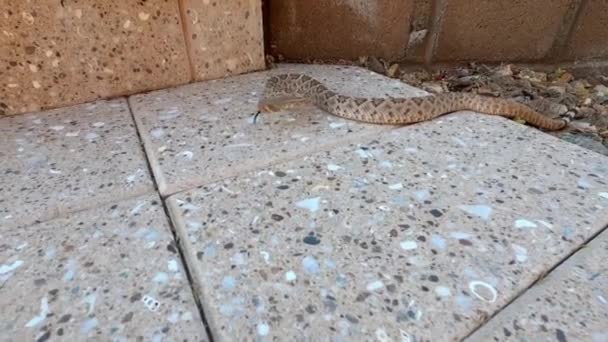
[257,73,568,130]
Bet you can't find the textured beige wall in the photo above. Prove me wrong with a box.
[181,0,265,81]
[0,0,190,116]
[0,0,265,116]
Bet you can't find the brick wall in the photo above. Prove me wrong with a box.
[267,0,608,64]
[0,0,265,116]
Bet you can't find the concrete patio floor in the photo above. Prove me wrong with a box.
[1,64,607,341]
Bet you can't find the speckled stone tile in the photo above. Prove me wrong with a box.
[130,64,426,195]
[166,113,608,341]
[0,98,154,229]
[0,0,190,116]
[467,228,608,342]
[181,0,265,81]
[0,193,208,341]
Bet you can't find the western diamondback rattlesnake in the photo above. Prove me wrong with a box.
[256,73,568,130]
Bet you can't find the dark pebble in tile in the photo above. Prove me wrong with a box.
[303,235,321,245]
[430,209,443,217]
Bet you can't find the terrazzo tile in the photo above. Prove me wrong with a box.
[0,193,208,341]
[0,98,154,229]
[130,64,426,195]
[166,113,608,341]
[467,229,608,342]
[0,0,190,116]
[181,0,265,81]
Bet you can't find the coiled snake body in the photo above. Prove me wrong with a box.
[257,73,568,131]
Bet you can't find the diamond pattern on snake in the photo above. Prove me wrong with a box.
[257,73,568,131]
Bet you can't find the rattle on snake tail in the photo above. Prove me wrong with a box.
[254,73,570,131]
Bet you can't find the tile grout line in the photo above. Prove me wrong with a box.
[125,97,215,342]
[461,222,608,341]
[127,97,170,195]
[154,190,215,342]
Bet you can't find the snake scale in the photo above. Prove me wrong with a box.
[257,73,568,130]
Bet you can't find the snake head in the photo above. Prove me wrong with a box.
[257,101,281,113]
[257,96,311,113]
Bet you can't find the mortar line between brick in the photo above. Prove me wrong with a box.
[462,222,608,341]
[560,0,588,57]
[261,0,272,57]
[125,98,215,341]
[546,0,587,62]
[177,0,197,82]
[423,0,449,66]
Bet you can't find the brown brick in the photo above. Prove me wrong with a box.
[434,0,572,62]
[565,0,608,60]
[181,0,266,81]
[0,0,191,116]
[269,0,414,61]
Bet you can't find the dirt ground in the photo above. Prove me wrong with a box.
[392,61,608,156]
